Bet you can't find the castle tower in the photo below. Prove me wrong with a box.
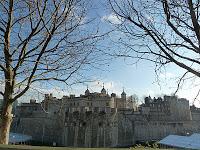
[121,89,126,100]
[85,86,90,96]
[101,84,106,95]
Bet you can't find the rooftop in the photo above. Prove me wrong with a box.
[158,133,200,149]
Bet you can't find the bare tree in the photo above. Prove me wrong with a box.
[109,0,200,92]
[0,0,106,144]
[127,94,139,109]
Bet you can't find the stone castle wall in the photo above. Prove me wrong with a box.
[12,115,63,145]
[11,110,200,147]
[62,112,134,147]
[11,94,200,147]
[134,121,200,142]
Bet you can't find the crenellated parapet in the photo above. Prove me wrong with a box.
[12,89,200,147]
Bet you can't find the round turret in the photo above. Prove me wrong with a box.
[101,86,106,95]
[85,88,90,96]
[121,89,126,99]
[145,97,150,105]
[111,93,116,97]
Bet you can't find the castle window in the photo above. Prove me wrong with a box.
[82,122,86,126]
[77,102,79,106]
[74,102,75,106]
[87,102,89,106]
[65,112,68,117]
[106,102,109,106]
[99,122,102,127]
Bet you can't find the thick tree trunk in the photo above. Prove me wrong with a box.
[0,103,13,144]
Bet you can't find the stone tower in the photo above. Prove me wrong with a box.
[121,89,126,100]
[85,87,90,96]
[101,84,106,95]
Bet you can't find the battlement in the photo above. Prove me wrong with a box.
[13,92,200,148]
[140,95,191,121]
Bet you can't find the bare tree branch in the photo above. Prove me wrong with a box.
[0,91,3,96]
[110,0,200,80]
[174,71,189,95]
[0,0,108,144]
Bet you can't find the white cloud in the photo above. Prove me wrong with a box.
[101,13,123,24]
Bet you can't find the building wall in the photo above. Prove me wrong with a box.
[141,96,192,121]
[134,121,188,141]
[12,115,63,145]
[190,106,200,121]
[62,112,134,147]
[167,97,191,121]
[11,94,200,147]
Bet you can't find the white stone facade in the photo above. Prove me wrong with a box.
[12,89,200,147]
[42,87,134,114]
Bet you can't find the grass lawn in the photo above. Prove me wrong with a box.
[0,145,128,150]
[0,145,171,150]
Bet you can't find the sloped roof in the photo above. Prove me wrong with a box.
[9,132,32,143]
[158,133,200,150]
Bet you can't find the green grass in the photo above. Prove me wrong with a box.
[0,144,172,150]
[0,145,126,150]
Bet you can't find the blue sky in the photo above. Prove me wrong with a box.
[17,1,200,107]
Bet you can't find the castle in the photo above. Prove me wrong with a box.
[11,87,200,147]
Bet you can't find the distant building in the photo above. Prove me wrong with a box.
[15,99,42,117]
[139,95,191,121]
[11,88,200,147]
[42,86,133,115]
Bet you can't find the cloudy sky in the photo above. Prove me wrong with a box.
[17,1,200,107]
